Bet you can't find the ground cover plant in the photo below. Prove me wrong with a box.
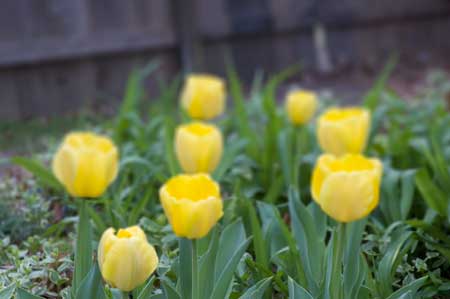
[1,62,450,299]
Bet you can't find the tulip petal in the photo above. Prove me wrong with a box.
[318,171,379,222]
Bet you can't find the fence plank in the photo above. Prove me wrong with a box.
[200,0,450,38]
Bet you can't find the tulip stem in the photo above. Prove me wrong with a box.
[121,291,129,299]
[73,199,93,292]
[191,239,199,299]
[332,223,346,299]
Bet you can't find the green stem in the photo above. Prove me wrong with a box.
[191,239,199,299]
[122,291,129,299]
[73,199,93,293]
[292,125,305,186]
[333,223,346,299]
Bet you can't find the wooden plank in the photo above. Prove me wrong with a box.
[0,0,28,42]
[270,0,450,31]
[200,0,450,38]
[24,0,81,38]
[172,0,204,72]
[0,72,20,120]
[13,60,96,118]
[0,31,175,67]
[196,0,230,37]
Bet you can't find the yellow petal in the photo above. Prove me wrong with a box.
[317,107,370,156]
[100,238,158,291]
[52,132,119,198]
[159,174,223,239]
[311,153,382,223]
[175,122,223,173]
[318,171,379,222]
[52,145,77,194]
[180,74,226,120]
[285,90,318,125]
[98,226,158,292]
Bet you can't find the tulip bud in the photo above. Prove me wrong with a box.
[180,74,226,120]
[98,226,158,291]
[311,154,382,222]
[317,107,370,156]
[175,122,223,174]
[159,174,223,239]
[285,90,318,125]
[52,132,119,198]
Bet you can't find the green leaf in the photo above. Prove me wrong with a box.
[288,277,314,299]
[73,200,93,293]
[226,62,259,159]
[344,220,367,299]
[376,227,414,297]
[0,284,15,299]
[239,277,273,299]
[385,276,427,299]
[288,186,325,295]
[415,168,448,216]
[136,276,156,299]
[15,289,44,299]
[277,128,294,188]
[178,238,193,299]
[244,200,269,271]
[10,156,62,191]
[163,115,178,176]
[199,229,219,299]
[75,264,105,299]
[161,278,181,299]
[363,54,397,110]
[114,62,159,143]
[211,219,251,299]
[213,139,247,181]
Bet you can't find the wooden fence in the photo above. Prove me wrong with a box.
[1,0,450,120]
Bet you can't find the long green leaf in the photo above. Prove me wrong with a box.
[288,277,314,299]
[15,289,44,299]
[0,284,15,299]
[211,220,251,299]
[239,277,273,299]
[178,238,193,299]
[415,168,448,216]
[75,264,105,299]
[199,229,219,299]
[385,276,427,299]
[73,200,93,293]
[10,156,62,191]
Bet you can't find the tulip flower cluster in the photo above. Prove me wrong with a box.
[313,107,382,223]
[49,71,385,296]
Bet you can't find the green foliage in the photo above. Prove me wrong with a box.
[2,65,450,298]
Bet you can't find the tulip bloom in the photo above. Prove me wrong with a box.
[285,90,318,125]
[311,154,382,222]
[159,174,223,239]
[98,226,158,291]
[175,122,223,173]
[52,132,119,198]
[317,107,370,156]
[180,74,226,120]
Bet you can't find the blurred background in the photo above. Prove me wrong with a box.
[1,0,450,121]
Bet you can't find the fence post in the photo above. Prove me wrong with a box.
[171,0,204,73]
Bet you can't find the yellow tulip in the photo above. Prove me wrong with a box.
[52,132,119,198]
[285,90,318,125]
[317,107,370,156]
[311,154,382,223]
[159,174,223,239]
[180,74,226,120]
[175,122,223,173]
[98,226,158,291]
